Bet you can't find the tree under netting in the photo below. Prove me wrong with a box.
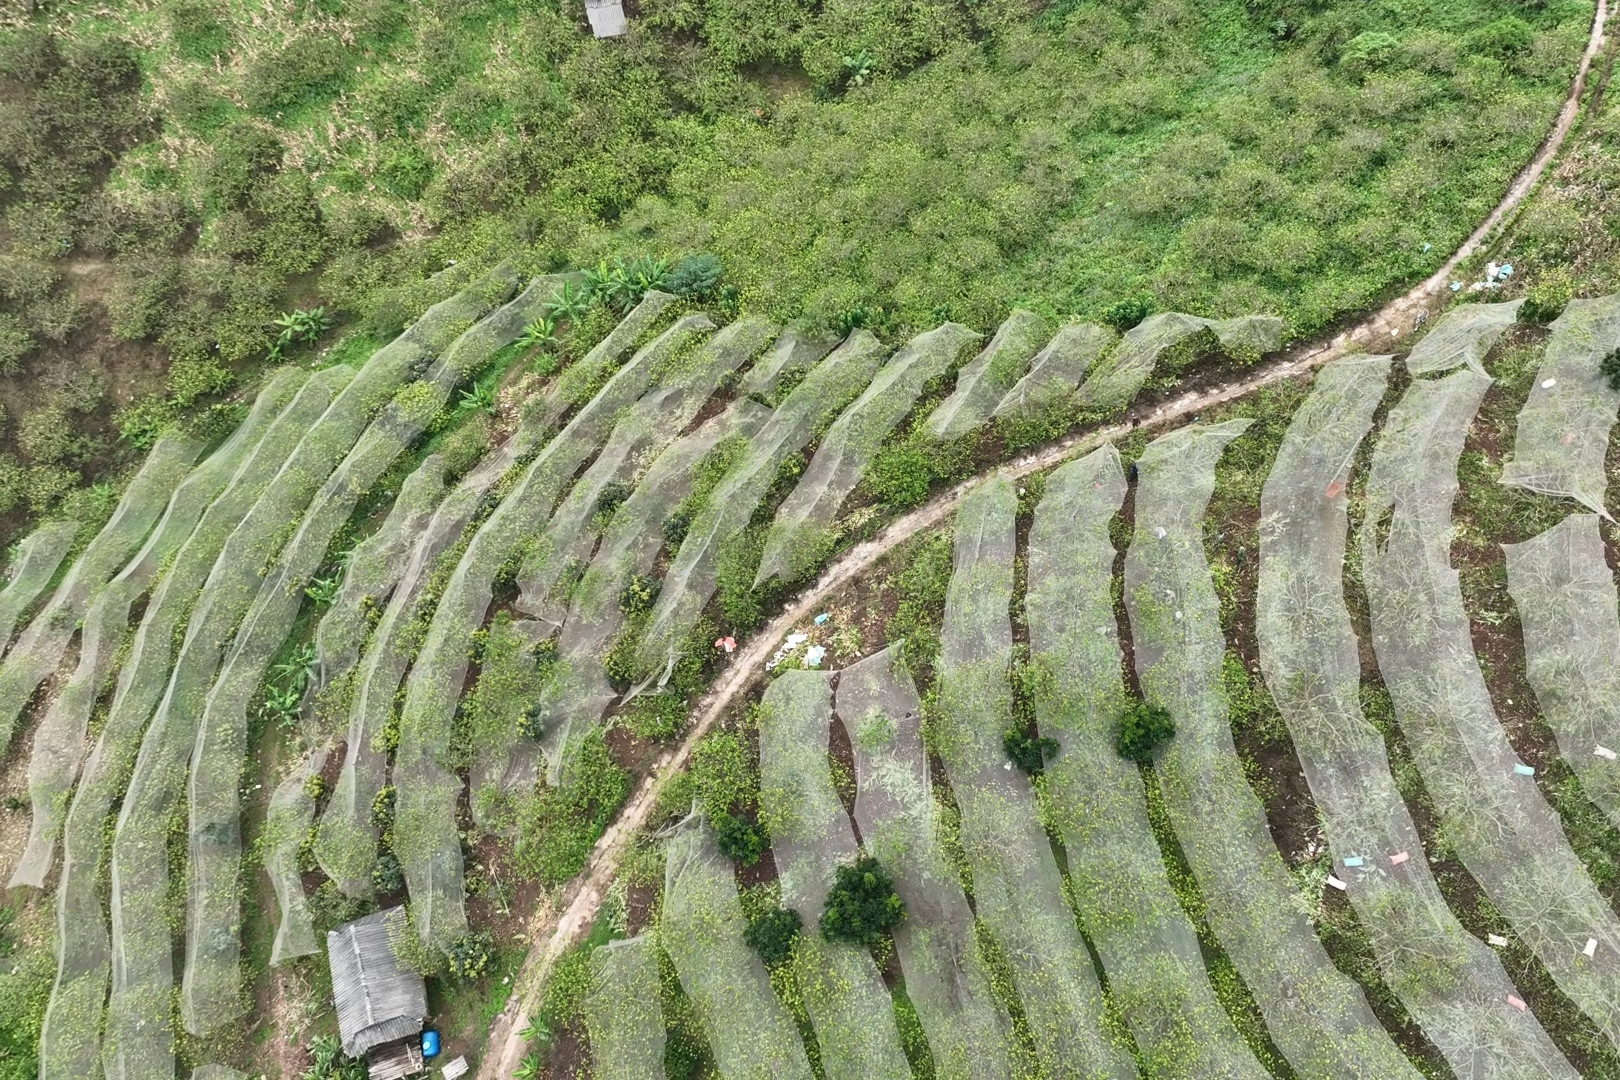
[1362,368,1620,1051]
[755,322,979,588]
[263,747,328,966]
[534,401,771,788]
[39,368,311,1080]
[740,330,836,397]
[1500,293,1620,516]
[1027,443,1267,1080]
[1506,513,1620,832]
[991,322,1115,426]
[661,815,815,1080]
[934,476,1137,1079]
[923,310,1042,440]
[1402,299,1522,377]
[1259,355,1574,1077]
[1076,313,1284,414]
[0,519,76,656]
[0,433,199,757]
[636,329,888,683]
[313,290,677,899]
[1127,419,1420,1080]
[840,644,1017,1080]
[584,934,668,1080]
[394,311,774,950]
[757,668,911,1078]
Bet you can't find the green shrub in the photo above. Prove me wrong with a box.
[688,731,756,820]
[1115,700,1176,764]
[370,785,396,828]
[820,855,905,946]
[622,691,686,741]
[713,811,769,865]
[595,480,633,523]
[0,313,35,374]
[1520,270,1574,324]
[1340,31,1401,74]
[865,443,933,509]
[371,850,404,895]
[1003,728,1058,776]
[744,905,802,965]
[166,1,233,62]
[1601,347,1620,392]
[1101,295,1153,331]
[445,930,495,981]
[375,143,436,200]
[664,254,723,298]
[619,573,661,616]
[241,32,350,113]
[512,728,631,885]
[1466,16,1533,58]
[662,508,693,549]
[885,534,953,673]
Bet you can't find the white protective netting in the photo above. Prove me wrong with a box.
[1403,299,1522,376]
[1128,419,1420,1080]
[1078,314,1284,413]
[0,520,76,657]
[1506,513,1620,831]
[263,746,329,965]
[535,401,772,787]
[1027,443,1267,1080]
[757,669,912,1078]
[180,270,523,1036]
[637,330,888,682]
[585,934,668,1080]
[934,476,1136,1079]
[1499,294,1620,516]
[396,314,775,950]
[840,645,1017,1080]
[753,323,980,589]
[40,366,316,1080]
[1362,369,1620,1052]
[0,434,200,756]
[487,318,778,813]
[1260,355,1574,1077]
[9,370,306,890]
[661,815,816,1079]
[314,453,447,688]
[313,291,677,897]
[740,330,837,397]
[922,312,1040,440]
[991,322,1115,425]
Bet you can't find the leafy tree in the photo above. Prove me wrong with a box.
[820,855,905,946]
[1003,727,1059,776]
[371,850,404,895]
[1601,347,1620,392]
[1520,270,1574,324]
[1115,700,1176,764]
[1102,295,1154,331]
[664,254,723,299]
[714,811,769,865]
[745,905,803,965]
[445,930,495,981]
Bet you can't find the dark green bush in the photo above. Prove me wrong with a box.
[166,1,233,62]
[1003,728,1059,776]
[1601,347,1620,392]
[1115,700,1176,764]
[623,691,686,741]
[445,930,495,981]
[820,855,905,946]
[865,443,934,509]
[241,33,350,113]
[662,508,693,549]
[713,811,769,865]
[1101,295,1154,331]
[744,905,802,965]
[1466,16,1534,58]
[595,480,633,522]
[619,573,661,616]
[665,254,724,298]
[371,850,404,895]
[1520,270,1574,325]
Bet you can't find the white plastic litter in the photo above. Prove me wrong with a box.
[1598,746,1618,761]
[1489,934,1510,947]
[1585,939,1599,958]
[1327,876,1348,892]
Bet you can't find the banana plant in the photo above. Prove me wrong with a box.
[260,683,303,729]
[459,381,499,416]
[513,1052,542,1079]
[517,315,559,353]
[547,280,590,322]
[271,641,318,693]
[304,573,341,606]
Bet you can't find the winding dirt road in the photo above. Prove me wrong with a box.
[476,4,1613,1074]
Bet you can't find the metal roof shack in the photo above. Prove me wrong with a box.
[328,907,429,1077]
[585,0,628,37]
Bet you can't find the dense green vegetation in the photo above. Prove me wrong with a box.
[0,0,1589,536]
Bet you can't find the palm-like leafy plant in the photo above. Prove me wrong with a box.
[271,641,318,693]
[513,1052,542,1079]
[305,573,340,606]
[459,381,499,416]
[546,280,590,322]
[260,684,303,729]
[518,315,559,352]
[269,307,334,361]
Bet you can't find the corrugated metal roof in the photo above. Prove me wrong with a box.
[327,907,428,1058]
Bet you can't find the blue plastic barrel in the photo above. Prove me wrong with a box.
[422,1030,440,1058]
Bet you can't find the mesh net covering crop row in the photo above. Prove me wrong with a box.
[1127,419,1419,1080]
[99,268,518,1073]
[313,290,676,898]
[1362,368,1620,1050]
[739,330,836,397]
[1506,513,1620,832]
[40,366,314,1080]
[1076,313,1284,414]
[757,669,912,1077]
[485,317,776,813]
[0,519,76,657]
[661,815,816,1079]
[636,329,888,682]
[936,477,1136,1078]
[9,370,307,892]
[534,402,771,787]
[0,434,200,756]
[262,746,329,965]
[1027,444,1267,1079]
[584,934,667,1080]
[1500,294,1620,516]
[991,322,1115,426]
[394,311,775,949]
[922,312,1035,440]
[1402,299,1522,377]
[1258,356,1574,1077]
[179,267,523,1037]
[754,323,979,588]
[840,645,1019,1080]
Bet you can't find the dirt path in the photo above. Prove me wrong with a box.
[476,5,1613,1074]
